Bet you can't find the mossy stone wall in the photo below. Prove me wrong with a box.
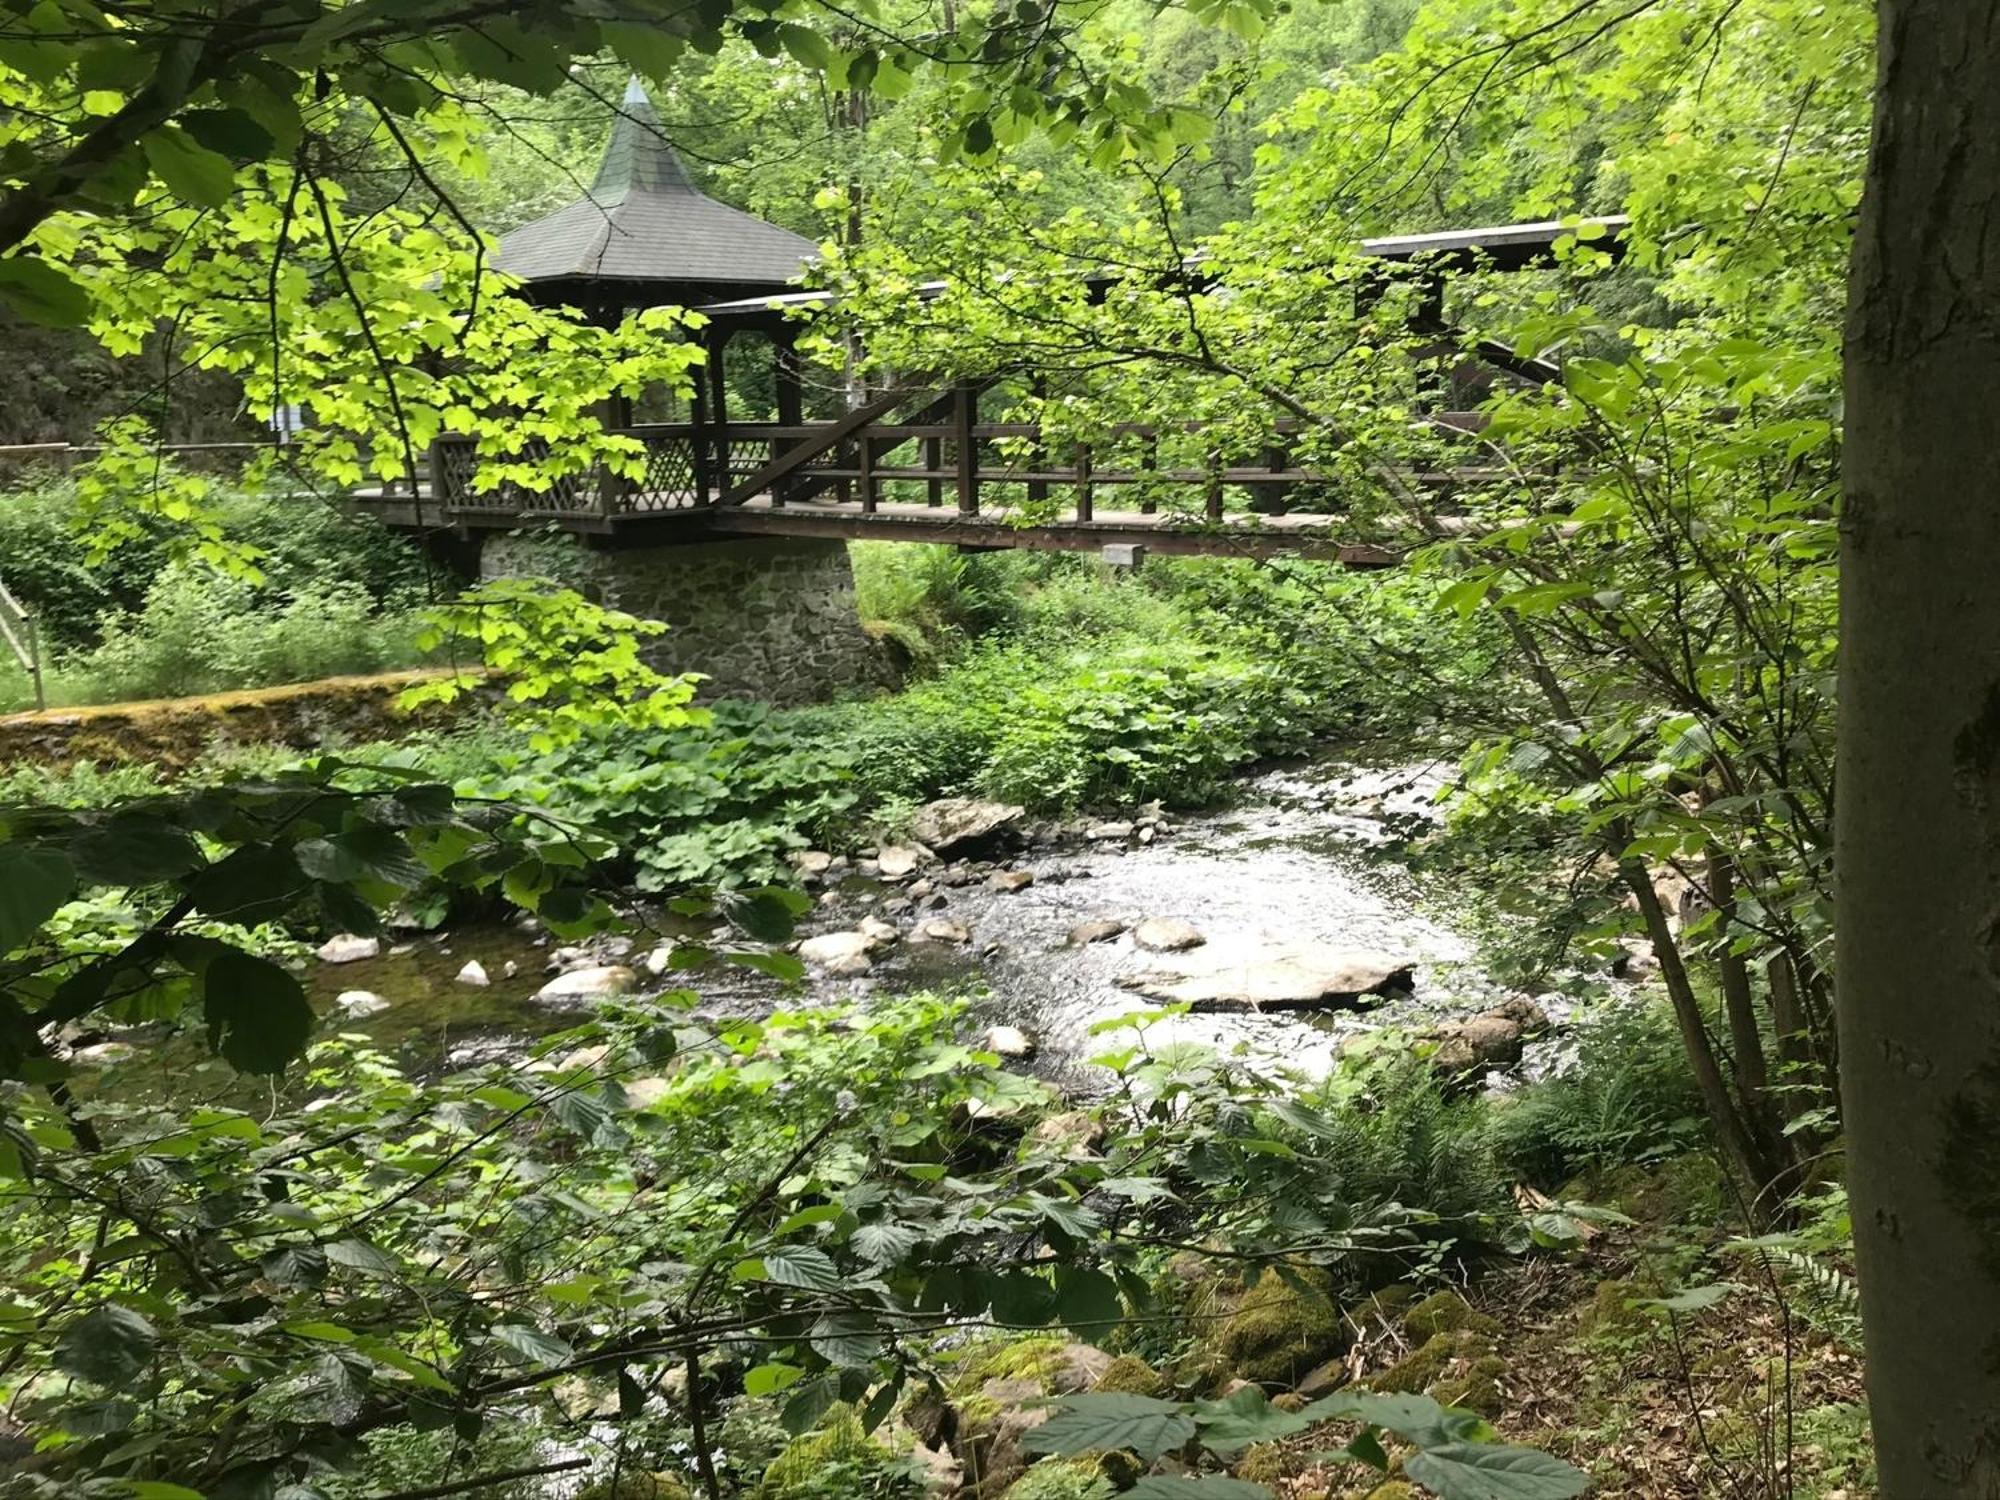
[479,534,894,705]
[0,667,476,771]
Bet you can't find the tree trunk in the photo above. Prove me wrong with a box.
[1839,3,2000,1492]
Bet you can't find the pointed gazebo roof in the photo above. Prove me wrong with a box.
[495,79,818,308]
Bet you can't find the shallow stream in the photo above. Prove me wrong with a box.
[305,756,1566,1088]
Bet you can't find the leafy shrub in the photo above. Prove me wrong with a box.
[0,474,430,650]
[64,565,424,703]
[1486,1004,1707,1187]
[1302,1057,1514,1260]
[851,541,1023,663]
[470,702,861,890]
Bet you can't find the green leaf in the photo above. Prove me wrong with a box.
[1055,1265,1123,1338]
[295,826,425,889]
[141,125,239,207]
[1193,1384,1320,1454]
[201,948,314,1075]
[851,1220,920,1265]
[325,1238,399,1276]
[1643,1283,1732,1314]
[178,106,274,161]
[1403,1443,1589,1500]
[491,1323,573,1368]
[718,885,811,942]
[118,1484,208,1500]
[55,1303,157,1386]
[1126,1479,1271,1499]
[605,22,685,76]
[187,843,307,926]
[72,816,202,884]
[808,1312,882,1366]
[776,23,833,70]
[758,1243,843,1293]
[781,1371,841,1434]
[1021,1393,1196,1461]
[0,255,92,327]
[0,845,75,951]
[745,1361,804,1397]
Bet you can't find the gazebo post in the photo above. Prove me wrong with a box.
[774,327,804,505]
[689,383,711,505]
[707,328,733,494]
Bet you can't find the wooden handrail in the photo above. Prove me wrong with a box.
[716,382,943,507]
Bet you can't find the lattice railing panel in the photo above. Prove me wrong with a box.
[626,431,700,511]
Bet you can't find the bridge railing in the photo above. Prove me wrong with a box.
[421,405,1495,528]
[431,424,714,519]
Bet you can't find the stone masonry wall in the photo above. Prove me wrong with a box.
[480,534,893,705]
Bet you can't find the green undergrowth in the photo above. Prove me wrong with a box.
[6,553,1490,895]
[0,475,436,711]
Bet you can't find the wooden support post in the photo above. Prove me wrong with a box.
[924,435,943,507]
[1075,442,1094,522]
[1027,373,1049,507]
[858,431,877,512]
[773,330,804,506]
[953,380,979,515]
[1262,439,1289,516]
[689,387,712,505]
[1205,453,1224,523]
[1141,430,1158,514]
[706,333,732,495]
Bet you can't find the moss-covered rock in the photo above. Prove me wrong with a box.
[756,1405,898,1499]
[954,1338,1111,1397]
[1432,1352,1510,1416]
[577,1471,692,1500]
[1235,1441,1296,1484]
[1577,1278,1654,1340]
[1402,1289,1501,1342]
[1092,1354,1169,1398]
[1203,1268,1348,1388]
[1372,1330,1500,1400]
[1001,1457,1115,1499]
[949,1339,1117,1496]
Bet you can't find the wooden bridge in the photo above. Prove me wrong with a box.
[353,90,1626,565]
[342,197,1626,566]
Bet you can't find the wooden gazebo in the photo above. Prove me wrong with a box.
[494,77,820,442]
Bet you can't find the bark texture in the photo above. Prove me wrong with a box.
[1840,4,2000,1493]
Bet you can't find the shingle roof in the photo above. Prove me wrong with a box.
[495,79,818,292]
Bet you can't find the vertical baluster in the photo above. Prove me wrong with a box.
[1027,373,1049,508]
[859,430,877,513]
[953,380,979,516]
[924,435,943,507]
[1075,443,1094,523]
[1141,429,1158,515]
[1205,451,1224,523]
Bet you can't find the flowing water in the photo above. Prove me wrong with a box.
[302,756,1566,1089]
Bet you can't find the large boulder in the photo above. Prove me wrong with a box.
[1132,917,1205,953]
[800,931,876,972]
[334,990,391,1019]
[910,798,1026,853]
[534,965,637,1003]
[950,1341,1115,1497]
[877,844,930,879]
[1196,1267,1348,1388]
[316,933,380,965]
[984,1025,1036,1058]
[1066,919,1127,946]
[1120,935,1413,1012]
[1432,1016,1536,1072]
